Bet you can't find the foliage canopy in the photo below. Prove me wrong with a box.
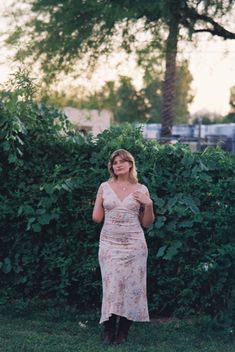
[7,0,235,77]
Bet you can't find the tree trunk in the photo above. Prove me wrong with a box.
[161,17,179,138]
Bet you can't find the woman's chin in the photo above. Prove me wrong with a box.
[115,171,127,176]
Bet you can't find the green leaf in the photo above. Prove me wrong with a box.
[19,276,27,284]
[8,154,17,163]
[165,220,177,231]
[42,184,54,194]
[2,141,10,151]
[156,245,167,258]
[151,194,165,207]
[167,195,180,210]
[2,257,12,273]
[38,214,52,225]
[26,217,36,230]
[61,184,71,192]
[16,147,23,156]
[189,203,200,214]
[16,135,24,145]
[154,216,166,229]
[199,159,209,171]
[180,219,194,228]
[163,241,183,261]
[32,223,41,232]
[181,154,194,166]
[181,195,200,214]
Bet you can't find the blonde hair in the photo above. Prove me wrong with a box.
[108,149,138,183]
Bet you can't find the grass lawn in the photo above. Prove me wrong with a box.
[0,303,234,352]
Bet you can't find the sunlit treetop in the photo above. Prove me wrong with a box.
[6,0,235,82]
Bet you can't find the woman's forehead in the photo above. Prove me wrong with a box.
[113,154,125,161]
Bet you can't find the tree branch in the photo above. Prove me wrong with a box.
[195,16,235,39]
[183,5,235,40]
[193,27,235,38]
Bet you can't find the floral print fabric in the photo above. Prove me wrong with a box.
[99,181,150,323]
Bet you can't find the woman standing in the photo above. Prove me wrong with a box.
[92,149,155,345]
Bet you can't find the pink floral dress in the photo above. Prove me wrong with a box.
[98,181,150,323]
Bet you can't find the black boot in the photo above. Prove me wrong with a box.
[115,316,132,344]
[102,314,117,345]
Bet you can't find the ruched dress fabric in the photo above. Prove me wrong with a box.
[99,181,150,324]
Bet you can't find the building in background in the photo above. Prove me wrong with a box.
[63,107,112,136]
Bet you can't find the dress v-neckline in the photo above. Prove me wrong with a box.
[106,181,141,203]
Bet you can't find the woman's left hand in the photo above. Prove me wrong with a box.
[132,191,153,207]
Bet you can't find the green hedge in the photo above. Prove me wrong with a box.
[0,95,234,330]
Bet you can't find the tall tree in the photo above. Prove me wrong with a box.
[7,0,235,136]
[173,60,194,123]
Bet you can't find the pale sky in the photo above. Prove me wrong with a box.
[186,38,235,115]
[1,2,235,116]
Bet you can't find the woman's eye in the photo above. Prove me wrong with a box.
[113,160,125,165]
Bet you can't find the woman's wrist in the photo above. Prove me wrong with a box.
[144,200,153,208]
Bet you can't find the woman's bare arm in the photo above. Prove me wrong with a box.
[92,185,105,223]
[133,190,155,228]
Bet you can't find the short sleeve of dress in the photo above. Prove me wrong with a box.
[141,184,149,194]
[99,182,109,199]
[100,182,108,190]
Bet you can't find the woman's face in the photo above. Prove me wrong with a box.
[112,155,132,177]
